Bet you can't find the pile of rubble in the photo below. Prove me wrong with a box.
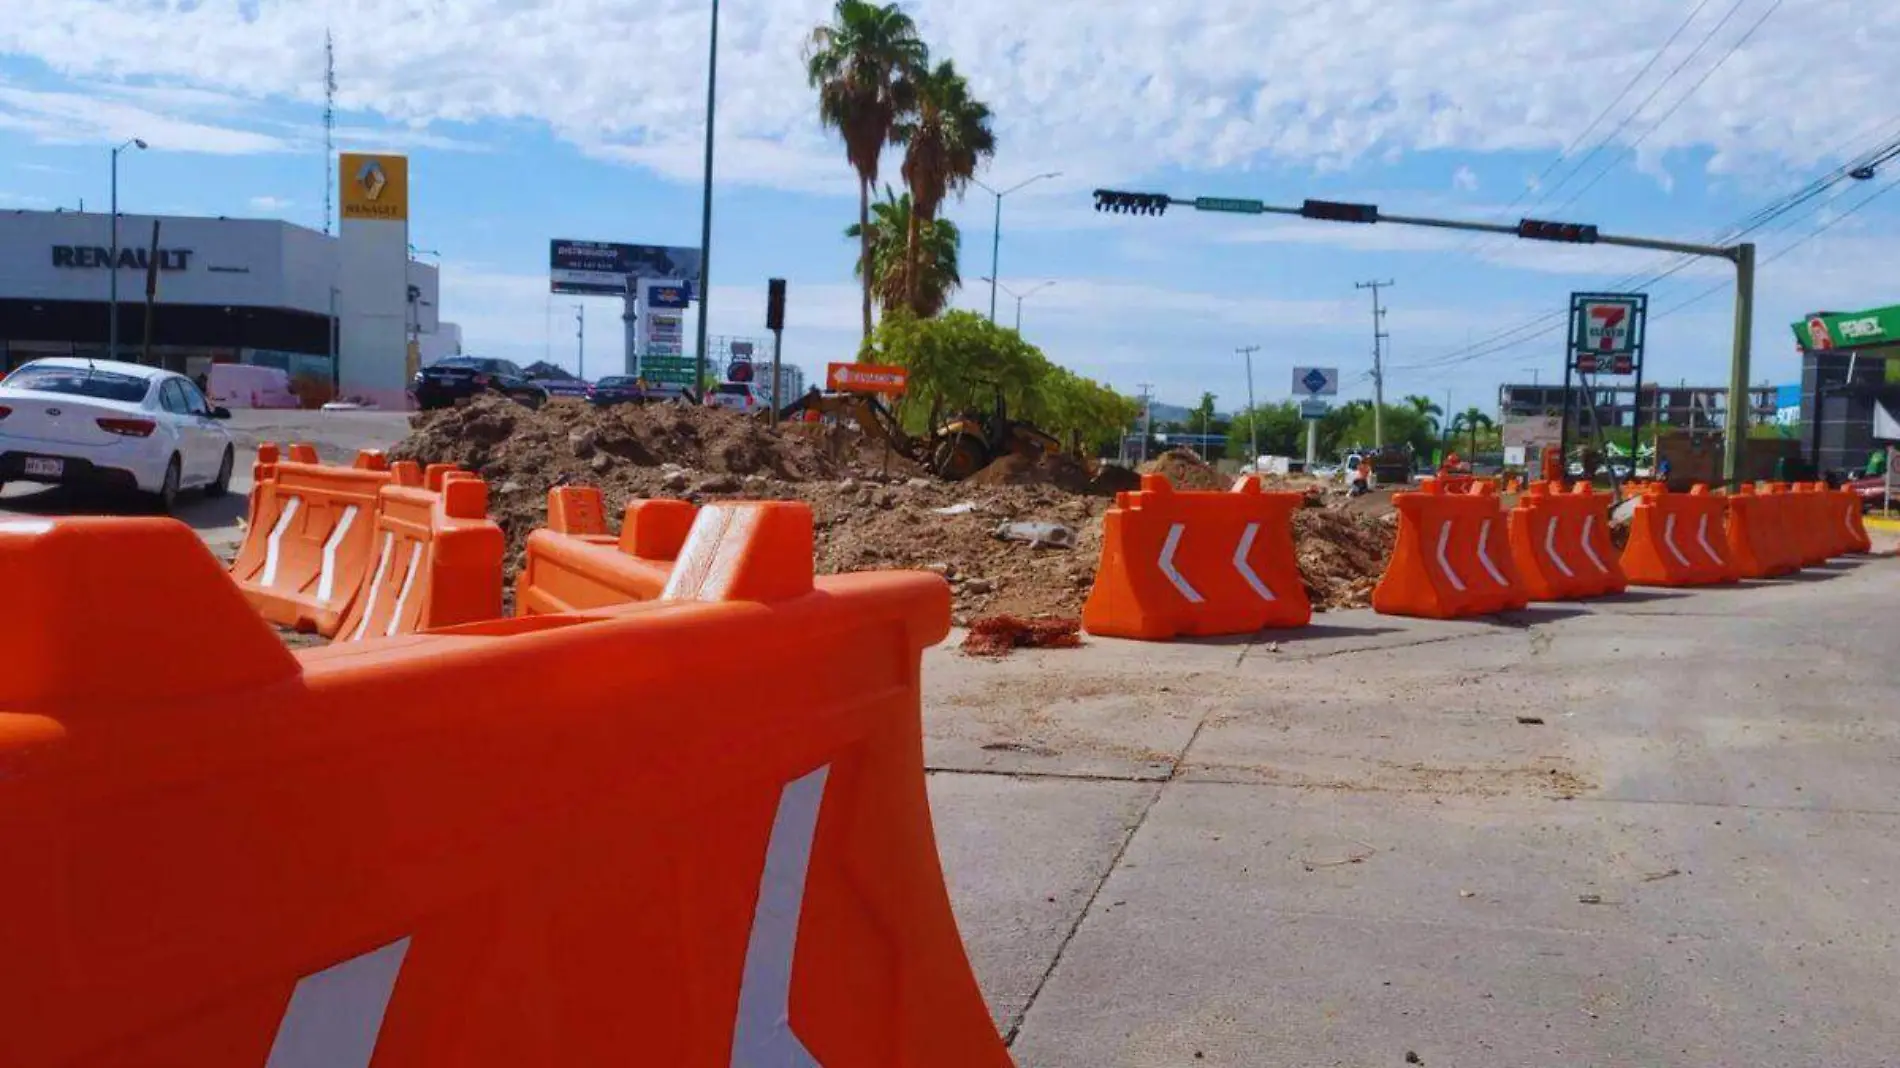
[389,396,1395,620]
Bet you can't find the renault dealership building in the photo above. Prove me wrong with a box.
[0,207,445,403]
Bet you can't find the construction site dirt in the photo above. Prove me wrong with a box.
[389,397,1397,621]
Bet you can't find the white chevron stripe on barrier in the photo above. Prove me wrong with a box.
[1232,522,1276,602]
[1433,521,1468,593]
[1544,516,1577,578]
[1475,519,1509,587]
[1158,523,1205,603]
[1694,514,1723,566]
[1662,514,1693,569]
[1578,515,1609,574]
[265,937,410,1068]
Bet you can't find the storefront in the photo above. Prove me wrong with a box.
[0,209,438,404]
[1793,304,1900,474]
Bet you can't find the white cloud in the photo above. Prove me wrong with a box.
[248,194,293,212]
[0,0,1894,191]
[0,81,292,154]
[1453,165,1479,192]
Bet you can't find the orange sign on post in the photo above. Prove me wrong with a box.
[827,362,909,395]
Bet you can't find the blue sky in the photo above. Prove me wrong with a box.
[4,0,1898,414]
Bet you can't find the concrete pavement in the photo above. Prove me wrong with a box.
[925,555,1900,1066]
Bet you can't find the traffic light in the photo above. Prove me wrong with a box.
[1093,190,1170,216]
[1517,218,1600,243]
[1300,199,1379,225]
[766,277,786,331]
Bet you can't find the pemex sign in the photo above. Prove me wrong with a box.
[1569,292,1648,375]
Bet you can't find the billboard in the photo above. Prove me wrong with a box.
[340,154,408,222]
[1502,413,1563,449]
[1569,292,1647,375]
[550,240,703,296]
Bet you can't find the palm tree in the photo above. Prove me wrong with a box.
[806,1,927,341]
[1451,407,1496,457]
[845,185,963,318]
[1404,394,1443,435]
[895,59,995,314]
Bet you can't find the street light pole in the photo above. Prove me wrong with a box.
[981,278,1056,333]
[107,137,147,360]
[574,304,586,380]
[1239,345,1261,464]
[691,0,720,395]
[974,172,1061,322]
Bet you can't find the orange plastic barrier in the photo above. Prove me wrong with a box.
[335,472,506,641]
[1507,482,1623,600]
[1839,487,1874,554]
[0,512,1011,1066]
[228,449,395,635]
[1620,485,1736,587]
[1372,478,1527,620]
[1726,484,1800,579]
[1082,474,1312,640]
[515,487,701,615]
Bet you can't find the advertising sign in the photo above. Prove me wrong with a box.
[1569,292,1646,375]
[1793,304,1900,352]
[827,362,909,395]
[638,356,698,388]
[339,154,409,222]
[1293,366,1340,397]
[550,240,703,296]
[1299,399,1330,421]
[1502,413,1564,449]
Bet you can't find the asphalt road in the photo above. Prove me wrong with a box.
[926,555,1900,1066]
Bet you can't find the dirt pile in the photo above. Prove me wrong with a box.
[1140,448,1230,490]
[961,616,1084,658]
[387,395,1397,621]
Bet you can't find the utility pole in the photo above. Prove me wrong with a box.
[1355,280,1393,449]
[573,304,585,379]
[1523,367,1541,386]
[1136,383,1155,465]
[691,0,720,394]
[1238,345,1260,464]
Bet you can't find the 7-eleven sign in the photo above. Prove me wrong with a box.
[1570,293,1646,375]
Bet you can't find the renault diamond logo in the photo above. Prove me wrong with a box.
[356,159,388,201]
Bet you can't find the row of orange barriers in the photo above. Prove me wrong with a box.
[228,445,504,640]
[2,499,1013,1063]
[1082,475,1312,640]
[1374,478,1875,618]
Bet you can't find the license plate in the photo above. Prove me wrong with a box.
[22,457,64,478]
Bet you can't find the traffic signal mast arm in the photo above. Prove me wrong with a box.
[1092,187,1756,488]
[1091,189,1736,261]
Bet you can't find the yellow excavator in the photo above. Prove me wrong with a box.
[778,385,1063,482]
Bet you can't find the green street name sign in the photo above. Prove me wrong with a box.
[1194,197,1266,215]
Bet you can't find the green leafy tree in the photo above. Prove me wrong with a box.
[1450,407,1497,457]
[1404,394,1444,435]
[864,310,1137,450]
[806,0,927,341]
[1227,402,1306,460]
[844,186,962,318]
[895,59,994,314]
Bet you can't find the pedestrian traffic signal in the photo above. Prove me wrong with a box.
[1517,218,1600,244]
[1094,190,1170,216]
[1300,199,1379,225]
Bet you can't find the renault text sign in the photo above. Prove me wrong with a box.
[1569,292,1647,375]
[339,153,409,222]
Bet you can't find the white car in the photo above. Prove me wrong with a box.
[0,357,236,512]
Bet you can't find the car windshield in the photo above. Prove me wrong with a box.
[478,359,522,376]
[599,377,635,388]
[2,366,150,403]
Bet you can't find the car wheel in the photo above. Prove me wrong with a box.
[153,455,183,514]
[206,446,235,498]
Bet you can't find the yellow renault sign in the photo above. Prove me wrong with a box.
[339,153,408,221]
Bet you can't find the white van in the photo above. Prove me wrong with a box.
[207,363,299,409]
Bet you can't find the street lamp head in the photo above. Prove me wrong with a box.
[133,139,148,150]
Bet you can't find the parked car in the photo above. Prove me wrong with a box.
[587,376,688,407]
[1849,474,1893,511]
[412,356,549,410]
[529,374,592,400]
[704,382,760,413]
[0,357,235,512]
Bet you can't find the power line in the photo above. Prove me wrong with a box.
[1550,0,1786,216]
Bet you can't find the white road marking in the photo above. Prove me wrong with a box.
[264,937,410,1068]
[730,766,829,1068]
[1158,523,1205,604]
[1232,522,1275,602]
[260,495,301,586]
